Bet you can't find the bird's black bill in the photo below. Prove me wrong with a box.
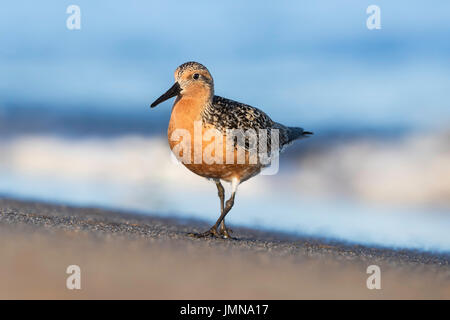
[150,82,181,108]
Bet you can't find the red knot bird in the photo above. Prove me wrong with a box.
[150,61,312,239]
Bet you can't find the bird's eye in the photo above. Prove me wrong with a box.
[193,73,200,80]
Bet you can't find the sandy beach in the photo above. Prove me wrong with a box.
[0,197,448,299]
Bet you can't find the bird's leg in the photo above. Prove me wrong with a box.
[216,180,225,216]
[189,183,237,239]
[216,181,233,238]
[219,218,233,239]
[189,179,238,239]
[213,191,236,238]
[188,180,225,238]
[215,178,238,238]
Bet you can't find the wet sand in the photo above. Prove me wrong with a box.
[0,197,449,299]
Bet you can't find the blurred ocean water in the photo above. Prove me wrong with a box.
[1,1,449,251]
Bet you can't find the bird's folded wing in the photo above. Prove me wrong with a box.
[202,96,293,151]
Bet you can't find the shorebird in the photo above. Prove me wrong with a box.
[150,61,312,239]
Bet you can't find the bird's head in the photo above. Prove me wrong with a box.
[151,61,214,108]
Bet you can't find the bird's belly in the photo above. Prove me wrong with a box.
[168,121,263,181]
[183,162,261,182]
[168,129,262,181]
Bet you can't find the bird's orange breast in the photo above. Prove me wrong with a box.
[167,97,261,182]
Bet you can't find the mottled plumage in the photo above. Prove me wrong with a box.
[202,95,312,151]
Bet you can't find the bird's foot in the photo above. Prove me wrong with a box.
[219,227,233,239]
[188,227,221,239]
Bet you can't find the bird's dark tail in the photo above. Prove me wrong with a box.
[286,127,313,143]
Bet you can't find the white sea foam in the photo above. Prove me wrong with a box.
[291,130,450,208]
